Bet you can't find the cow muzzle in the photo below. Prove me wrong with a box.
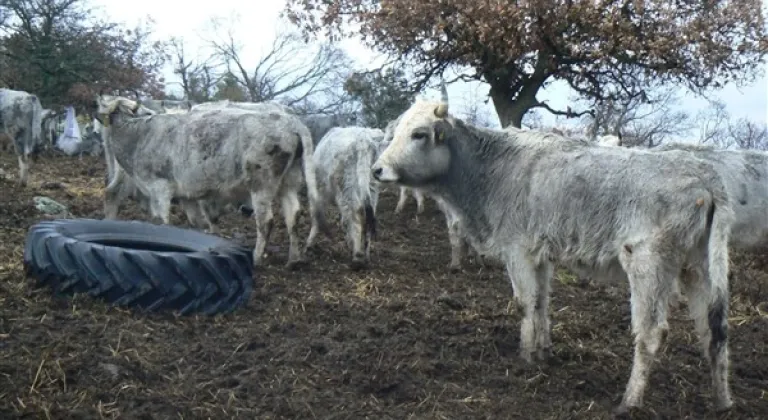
[371,164,399,183]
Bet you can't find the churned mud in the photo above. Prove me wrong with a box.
[1,152,767,419]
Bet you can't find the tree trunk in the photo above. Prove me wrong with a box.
[488,81,537,129]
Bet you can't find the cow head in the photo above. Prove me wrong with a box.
[94,95,154,127]
[371,82,452,186]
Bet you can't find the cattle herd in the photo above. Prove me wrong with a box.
[5,82,768,414]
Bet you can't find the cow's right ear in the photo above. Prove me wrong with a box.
[433,120,452,144]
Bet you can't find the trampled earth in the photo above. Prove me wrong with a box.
[1,152,768,419]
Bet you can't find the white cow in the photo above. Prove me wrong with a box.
[371,86,734,414]
[306,126,386,269]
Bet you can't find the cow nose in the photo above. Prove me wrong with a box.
[372,167,383,180]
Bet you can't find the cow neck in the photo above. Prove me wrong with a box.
[433,121,519,245]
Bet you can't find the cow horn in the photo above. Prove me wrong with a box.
[434,80,449,118]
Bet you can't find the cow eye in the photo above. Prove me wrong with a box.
[411,131,428,141]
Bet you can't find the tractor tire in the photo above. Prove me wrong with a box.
[23,218,253,315]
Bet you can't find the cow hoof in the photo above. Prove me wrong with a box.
[285,259,307,271]
[448,264,461,273]
[349,259,368,271]
[714,397,733,413]
[536,346,554,361]
[612,403,633,418]
[518,349,535,364]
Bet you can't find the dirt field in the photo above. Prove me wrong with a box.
[1,152,768,419]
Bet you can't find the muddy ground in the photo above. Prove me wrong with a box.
[1,152,768,420]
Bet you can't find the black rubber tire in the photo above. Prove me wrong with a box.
[23,218,254,315]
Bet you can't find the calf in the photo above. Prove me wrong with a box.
[371,90,734,414]
[97,95,323,268]
[305,126,385,269]
[0,88,44,186]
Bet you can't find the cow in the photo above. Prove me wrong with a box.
[191,99,293,115]
[305,126,385,270]
[383,114,478,271]
[188,100,353,217]
[139,98,195,114]
[193,100,354,146]
[301,113,357,146]
[0,88,45,186]
[655,142,768,250]
[161,99,195,114]
[370,87,734,414]
[97,95,323,269]
[383,118,427,216]
[597,134,622,146]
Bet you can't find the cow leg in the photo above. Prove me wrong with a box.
[280,188,304,270]
[615,245,675,414]
[305,194,327,253]
[395,186,408,213]
[505,246,555,363]
[446,213,466,273]
[349,206,367,271]
[250,191,275,267]
[679,267,733,411]
[146,183,172,224]
[197,200,220,235]
[104,180,134,220]
[179,199,209,231]
[17,154,29,186]
[412,189,425,214]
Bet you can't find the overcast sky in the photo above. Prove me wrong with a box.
[92,0,768,133]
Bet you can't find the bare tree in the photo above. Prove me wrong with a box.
[205,18,355,114]
[694,100,731,147]
[729,119,768,150]
[169,36,220,102]
[691,101,768,150]
[580,87,692,147]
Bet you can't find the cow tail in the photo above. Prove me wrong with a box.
[29,96,43,156]
[105,161,124,193]
[704,188,733,362]
[298,127,328,236]
[356,143,377,241]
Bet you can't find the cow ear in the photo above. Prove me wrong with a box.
[433,120,451,144]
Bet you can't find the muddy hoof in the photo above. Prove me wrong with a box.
[448,264,461,273]
[349,259,368,271]
[536,346,554,361]
[285,259,308,271]
[714,397,733,413]
[611,403,636,419]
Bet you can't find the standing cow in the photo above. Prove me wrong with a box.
[97,95,323,269]
[305,126,385,270]
[371,90,734,414]
[383,113,478,271]
[0,88,44,186]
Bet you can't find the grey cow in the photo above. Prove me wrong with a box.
[384,112,477,271]
[371,92,734,414]
[655,142,768,250]
[98,95,322,268]
[193,100,354,146]
[305,126,385,270]
[141,98,196,114]
[301,113,356,146]
[0,88,44,186]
